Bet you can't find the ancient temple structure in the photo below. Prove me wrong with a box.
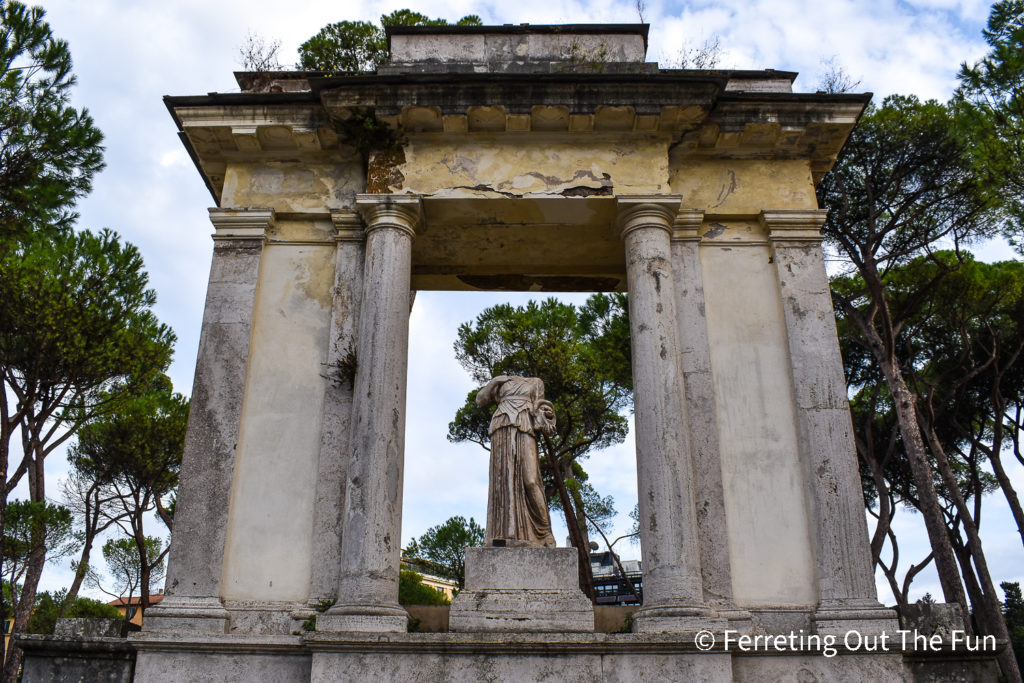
[132,22,961,681]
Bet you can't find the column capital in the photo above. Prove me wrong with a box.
[208,208,274,242]
[616,195,682,241]
[672,209,705,242]
[330,209,365,242]
[355,194,423,239]
[760,209,829,244]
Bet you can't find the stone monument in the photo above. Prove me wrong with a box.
[123,21,997,682]
[449,375,594,632]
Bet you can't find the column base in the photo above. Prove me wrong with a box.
[631,605,727,634]
[143,596,230,634]
[316,604,408,633]
[814,598,899,636]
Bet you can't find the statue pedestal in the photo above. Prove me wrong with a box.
[449,547,594,632]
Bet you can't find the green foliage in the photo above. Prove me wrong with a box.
[0,581,11,620]
[402,516,484,589]
[549,471,617,531]
[99,536,165,601]
[0,500,72,599]
[298,596,334,631]
[957,0,1024,250]
[70,375,188,527]
[298,10,483,73]
[577,293,632,391]
[0,228,176,434]
[398,568,450,606]
[619,610,635,633]
[818,95,994,273]
[449,297,631,460]
[1004,582,1024,669]
[0,1,104,240]
[298,20,385,73]
[839,254,1024,502]
[24,589,120,635]
[337,110,402,160]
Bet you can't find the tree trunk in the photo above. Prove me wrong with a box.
[924,425,1021,682]
[987,450,1024,550]
[875,355,972,628]
[2,522,46,683]
[548,457,595,600]
[584,510,642,604]
[65,537,94,603]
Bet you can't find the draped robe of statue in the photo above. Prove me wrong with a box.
[475,375,557,548]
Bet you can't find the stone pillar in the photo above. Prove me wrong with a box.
[319,195,421,633]
[307,210,365,606]
[762,209,896,634]
[146,208,272,633]
[670,211,750,629]
[617,196,722,634]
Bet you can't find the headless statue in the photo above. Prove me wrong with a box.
[475,375,557,548]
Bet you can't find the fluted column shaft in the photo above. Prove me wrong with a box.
[618,196,720,633]
[320,195,421,633]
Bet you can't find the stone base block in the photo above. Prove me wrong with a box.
[317,603,409,633]
[17,635,135,683]
[223,600,308,635]
[142,596,229,634]
[449,546,594,632]
[132,633,309,683]
[450,589,594,632]
[815,599,900,637]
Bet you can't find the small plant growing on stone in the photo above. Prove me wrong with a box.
[338,110,403,160]
[325,343,358,390]
[312,598,336,613]
[619,611,635,633]
[562,39,610,73]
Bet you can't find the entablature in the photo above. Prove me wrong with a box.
[167,72,869,203]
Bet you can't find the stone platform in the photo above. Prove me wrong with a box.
[128,630,976,682]
[449,546,594,633]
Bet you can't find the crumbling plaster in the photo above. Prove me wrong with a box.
[394,135,671,197]
[222,162,363,213]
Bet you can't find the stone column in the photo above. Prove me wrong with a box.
[670,211,750,629]
[146,208,272,633]
[319,195,421,633]
[617,197,722,634]
[307,210,365,606]
[762,209,896,634]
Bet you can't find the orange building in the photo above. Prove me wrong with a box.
[107,591,164,627]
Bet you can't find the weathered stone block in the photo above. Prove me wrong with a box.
[450,547,594,632]
[54,618,127,638]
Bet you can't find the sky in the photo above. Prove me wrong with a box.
[20,0,1022,607]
